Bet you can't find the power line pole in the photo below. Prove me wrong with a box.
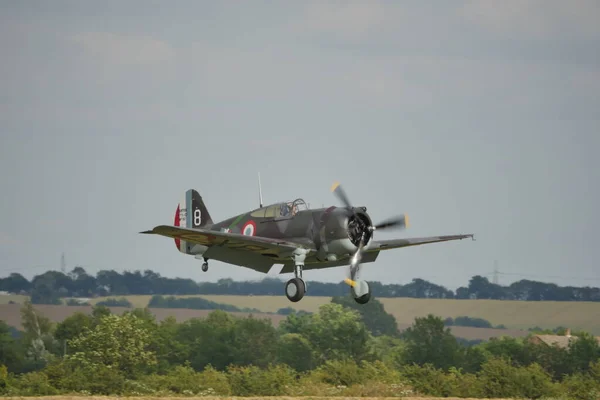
[493,260,499,285]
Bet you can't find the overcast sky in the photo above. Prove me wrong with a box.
[1,1,599,291]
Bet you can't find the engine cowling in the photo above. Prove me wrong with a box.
[316,207,373,258]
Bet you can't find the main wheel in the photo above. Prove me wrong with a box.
[201,262,208,272]
[351,280,371,304]
[285,277,306,302]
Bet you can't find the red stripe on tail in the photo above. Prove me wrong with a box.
[174,204,181,250]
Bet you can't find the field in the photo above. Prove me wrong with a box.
[0,397,527,400]
[3,293,600,338]
[85,294,600,334]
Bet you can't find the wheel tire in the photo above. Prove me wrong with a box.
[201,263,208,272]
[353,291,371,304]
[351,280,371,304]
[285,278,306,302]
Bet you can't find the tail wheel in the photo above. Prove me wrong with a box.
[285,277,306,302]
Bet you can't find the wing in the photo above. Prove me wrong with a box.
[366,234,475,252]
[141,225,312,272]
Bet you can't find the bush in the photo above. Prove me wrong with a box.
[148,295,262,313]
[400,363,457,397]
[477,357,561,399]
[276,306,296,315]
[139,364,230,396]
[561,361,600,400]
[96,297,132,307]
[306,360,406,388]
[5,371,58,396]
[227,364,296,396]
[44,358,126,395]
[445,315,493,328]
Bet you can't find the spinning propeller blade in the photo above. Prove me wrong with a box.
[372,214,409,231]
[330,181,353,210]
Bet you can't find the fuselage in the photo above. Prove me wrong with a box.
[207,203,373,261]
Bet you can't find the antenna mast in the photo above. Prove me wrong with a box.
[258,172,263,207]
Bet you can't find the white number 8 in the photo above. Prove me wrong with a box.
[194,209,202,225]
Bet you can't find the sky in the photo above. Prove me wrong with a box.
[1,1,599,291]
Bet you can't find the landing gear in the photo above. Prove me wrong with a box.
[285,277,305,302]
[285,250,307,302]
[344,255,372,304]
[351,280,371,304]
[201,257,209,272]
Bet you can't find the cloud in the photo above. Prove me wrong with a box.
[70,31,176,68]
[459,0,600,39]
[0,232,20,247]
[293,0,400,41]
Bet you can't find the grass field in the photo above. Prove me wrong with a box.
[4,293,600,336]
[0,397,525,400]
[0,294,30,304]
[84,294,600,335]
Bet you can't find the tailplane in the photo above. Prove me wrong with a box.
[174,189,213,253]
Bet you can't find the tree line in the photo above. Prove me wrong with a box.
[1,267,599,303]
[0,296,598,399]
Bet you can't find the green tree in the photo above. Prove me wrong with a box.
[176,310,237,371]
[0,321,23,372]
[481,336,532,366]
[277,333,314,372]
[402,314,464,370]
[331,295,399,337]
[568,332,600,374]
[232,316,278,368]
[54,313,93,345]
[153,316,187,372]
[278,310,312,335]
[369,334,405,368]
[66,313,156,378]
[20,301,56,365]
[302,303,373,364]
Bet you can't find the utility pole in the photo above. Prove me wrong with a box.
[493,260,499,285]
[61,252,66,274]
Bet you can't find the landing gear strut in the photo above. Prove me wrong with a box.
[285,251,307,302]
[201,257,209,272]
[344,246,372,304]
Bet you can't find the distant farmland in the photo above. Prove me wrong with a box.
[3,293,599,337]
[84,294,600,334]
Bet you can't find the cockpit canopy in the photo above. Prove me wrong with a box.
[250,198,309,218]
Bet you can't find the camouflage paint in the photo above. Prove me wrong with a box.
[143,188,474,273]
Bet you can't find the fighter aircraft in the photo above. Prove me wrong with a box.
[141,179,474,304]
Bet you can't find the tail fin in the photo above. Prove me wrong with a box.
[174,189,213,253]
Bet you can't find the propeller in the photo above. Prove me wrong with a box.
[371,214,410,231]
[330,182,409,283]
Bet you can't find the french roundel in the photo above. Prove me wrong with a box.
[241,220,256,236]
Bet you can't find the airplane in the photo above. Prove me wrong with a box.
[141,178,474,304]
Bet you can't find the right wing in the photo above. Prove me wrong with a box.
[366,234,475,252]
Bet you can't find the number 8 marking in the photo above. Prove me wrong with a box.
[194,209,202,225]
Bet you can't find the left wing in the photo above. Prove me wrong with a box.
[366,234,475,252]
[141,225,310,259]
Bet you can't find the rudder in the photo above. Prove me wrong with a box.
[174,189,213,253]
